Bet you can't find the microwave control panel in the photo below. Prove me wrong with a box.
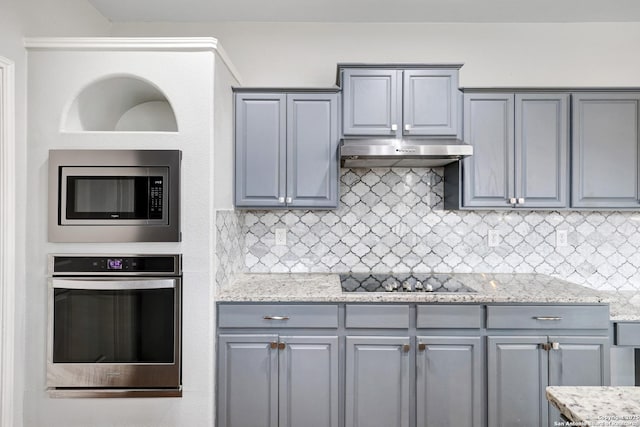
[149,177,164,219]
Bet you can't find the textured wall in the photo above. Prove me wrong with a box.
[226,167,640,292]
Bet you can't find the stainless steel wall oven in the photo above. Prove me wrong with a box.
[48,149,181,242]
[47,254,182,397]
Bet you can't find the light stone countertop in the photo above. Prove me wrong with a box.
[603,291,640,322]
[546,386,640,426]
[217,272,611,305]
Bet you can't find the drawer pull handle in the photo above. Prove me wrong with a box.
[533,316,562,321]
[263,316,290,321]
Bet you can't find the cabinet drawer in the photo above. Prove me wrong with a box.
[416,305,482,328]
[616,322,640,346]
[346,305,410,329]
[487,305,609,329]
[218,304,338,328]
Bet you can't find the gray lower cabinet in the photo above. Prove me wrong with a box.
[218,303,609,427]
[488,335,609,427]
[345,336,411,427]
[340,66,461,138]
[217,334,279,427]
[218,334,339,427]
[572,93,640,208]
[234,90,339,208]
[416,336,482,427]
[458,92,569,209]
[488,336,549,427]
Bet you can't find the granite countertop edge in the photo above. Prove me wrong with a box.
[546,386,640,425]
[216,273,638,321]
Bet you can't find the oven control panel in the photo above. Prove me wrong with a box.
[49,255,181,276]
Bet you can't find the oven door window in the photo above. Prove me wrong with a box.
[53,288,175,363]
[65,176,162,220]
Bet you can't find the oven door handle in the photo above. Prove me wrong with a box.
[51,279,177,290]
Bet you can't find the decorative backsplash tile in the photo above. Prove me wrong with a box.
[215,210,245,289]
[235,168,640,292]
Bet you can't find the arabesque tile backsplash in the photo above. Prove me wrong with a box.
[216,168,640,291]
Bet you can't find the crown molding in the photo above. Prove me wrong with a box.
[24,37,242,85]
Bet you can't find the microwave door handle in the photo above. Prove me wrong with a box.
[51,279,177,290]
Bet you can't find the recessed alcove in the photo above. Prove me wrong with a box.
[63,75,178,132]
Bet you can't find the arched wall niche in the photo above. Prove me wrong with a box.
[62,74,178,132]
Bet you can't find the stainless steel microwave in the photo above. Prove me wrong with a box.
[48,149,181,242]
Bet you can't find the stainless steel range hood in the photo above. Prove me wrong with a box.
[340,138,473,168]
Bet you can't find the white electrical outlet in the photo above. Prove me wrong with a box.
[274,228,287,246]
[488,229,501,247]
[556,229,569,247]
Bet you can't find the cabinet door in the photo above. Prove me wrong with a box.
[403,69,459,136]
[547,336,610,425]
[488,336,549,427]
[345,336,410,427]
[515,93,569,208]
[416,336,482,427]
[286,93,339,208]
[462,93,515,208]
[217,334,279,427]
[572,93,640,208]
[279,336,339,427]
[342,69,400,136]
[235,93,287,207]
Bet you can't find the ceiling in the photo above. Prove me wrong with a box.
[87,0,640,23]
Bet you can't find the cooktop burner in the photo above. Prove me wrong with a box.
[339,273,477,293]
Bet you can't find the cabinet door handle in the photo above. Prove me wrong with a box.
[533,316,562,321]
[391,124,398,131]
[402,344,410,353]
[551,342,560,350]
[263,316,290,321]
[270,341,278,349]
[285,197,292,204]
[278,197,285,204]
[509,197,517,204]
[278,342,286,350]
[404,124,411,131]
[418,343,427,352]
[518,198,525,204]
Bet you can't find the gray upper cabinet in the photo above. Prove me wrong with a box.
[235,93,286,207]
[235,91,339,209]
[462,93,515,208]
[404,69,459,136]
[342,69,400,136]
[515,94,569,208]
[286,93,340,208]
[460,92,569,209]
[572,93,640,208]
[341,66,461,138]
[345,336,410,427]
[416,336,482,427]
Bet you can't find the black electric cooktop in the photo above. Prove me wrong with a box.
[339,273,477,293]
